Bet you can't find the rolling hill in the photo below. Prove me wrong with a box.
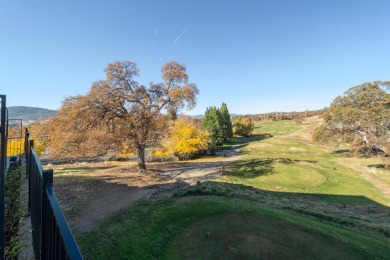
[7,106,57,122]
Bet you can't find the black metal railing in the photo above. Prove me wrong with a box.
[0,95,7,259]
[26,132,83,259]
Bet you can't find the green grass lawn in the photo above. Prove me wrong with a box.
[219,120,390,206]
[79,195,390,260]
[78,118,390,259]
[253,120,302,136]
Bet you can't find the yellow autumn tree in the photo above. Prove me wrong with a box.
[156,117,210,160]
[233,117,254,137]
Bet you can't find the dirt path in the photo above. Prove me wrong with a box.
[52,143,245,236]
[71,184,157,234]
[167,143,245,184]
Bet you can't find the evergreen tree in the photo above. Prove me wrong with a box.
[220,102,233,140]
[202,106,224,153]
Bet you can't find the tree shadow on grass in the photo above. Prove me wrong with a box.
[223,159,274,178]
[249,133,273,142]
[223,158,318,179]
[332,149,352,157]
[368,164,386,169]
[265,158,318,164]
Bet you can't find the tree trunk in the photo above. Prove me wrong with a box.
[137,145,146,170]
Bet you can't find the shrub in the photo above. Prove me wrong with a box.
[157,117,210,160]
[5,166,26,259]
[233,117,254,137]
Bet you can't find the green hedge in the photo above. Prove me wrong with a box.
[5,166,25,259]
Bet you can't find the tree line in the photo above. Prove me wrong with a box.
[243,109,325,123]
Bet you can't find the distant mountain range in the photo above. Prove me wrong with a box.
[7,106,243,123]
[8,106,57,122]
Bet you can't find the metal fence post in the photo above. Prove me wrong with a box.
[41,169,53,260]
[0,95,7,260]
[28,140,34,214]
[42,169,53,188]
[25,128,29,180]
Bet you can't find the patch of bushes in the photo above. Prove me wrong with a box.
[174,149,206,161]
[5,166,26,259]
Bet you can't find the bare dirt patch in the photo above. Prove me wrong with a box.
[47,149,242,236]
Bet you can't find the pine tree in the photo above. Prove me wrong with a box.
[202,106,224,153]
[220,102,233,140]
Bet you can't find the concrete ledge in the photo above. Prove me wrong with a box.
[18,177,34,260]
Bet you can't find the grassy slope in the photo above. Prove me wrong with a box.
[79,196,390,260]
[218,119,390,206]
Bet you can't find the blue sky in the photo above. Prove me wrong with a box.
[1,0,389,115]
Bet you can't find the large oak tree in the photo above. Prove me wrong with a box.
[48,61,198,170]
[313,81,390,168]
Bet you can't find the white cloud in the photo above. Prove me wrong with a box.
[174,28,188,45]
